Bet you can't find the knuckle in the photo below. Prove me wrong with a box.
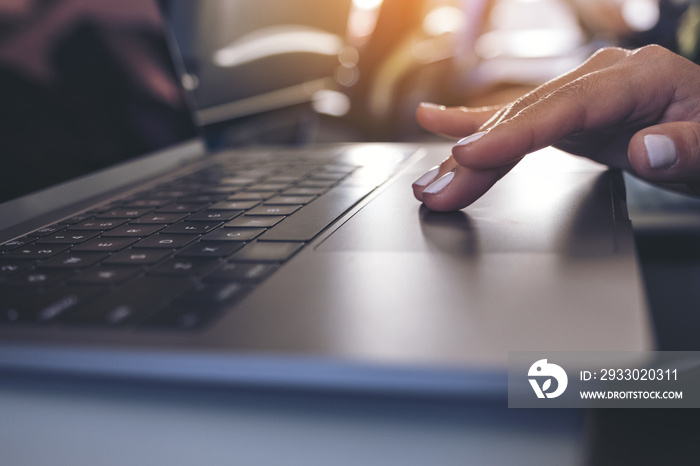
[589,46,629,62]
[631,44,672,61]
[584,46,631,68]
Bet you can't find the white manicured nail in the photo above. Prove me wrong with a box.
[413,166,440,187]
[418,102,446,110]
[644,134,677,169]
[424,171,454,194]
[455,131,486,147]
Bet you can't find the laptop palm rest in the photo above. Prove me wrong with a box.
[265,147,655,368]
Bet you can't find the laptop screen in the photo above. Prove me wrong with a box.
[0,0,198,205]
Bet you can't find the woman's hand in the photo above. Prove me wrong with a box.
[412,45,700,211]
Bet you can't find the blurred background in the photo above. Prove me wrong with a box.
[159,0,695,148]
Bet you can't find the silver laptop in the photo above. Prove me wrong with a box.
[0,0,652,394]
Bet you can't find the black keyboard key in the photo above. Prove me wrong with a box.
[175,282,246,306]
[144,283,247,329]
[3,285,106,323]
[246,183,289,192]
[35,230,100,244]
[234,168,274,178]
[310,172,348,181]
[218,176,257,186]
[103,248,172,266]
[282,187,327,196]
[72,237,139,252]
[66,277,191,325]
[322,164,357,174]
[297,179,336,188]
[266,175,304,183]
[160,221,222,235]
[28,224,65,237]
[3,269,74,288]
[227,192,273,201]
[71,266,142,285]
[123,199,171,208]
[39,252,108,269]
[205,262,276,282]
[101,224,164,237]
[4,244,70,259]
[202,228,265,242]
[131,213,187,224]
[85,202,123,214]
[229,242,303,263]
[132,234,198,249]
[0,237,34,252]
[147,190,189,199]
[155,202,208,213]
[176,242,244,258]
[96,208,151,219]
[265,195,315,205]
[246,205,301,216]
[198,185,239,194]
[224,216,284,228]
[179,193,226,203]
[67,219,127,231]
[260,186,371,241]
[0,259,33,277]
[148,258,221,277]
[185,210,242,222]
[209,200,260,210]
[58,214,93,225]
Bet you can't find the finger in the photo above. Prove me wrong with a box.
[417,161,517,212]
[629,122,700,183]
[412,156,457,203]
[415,103,501,138]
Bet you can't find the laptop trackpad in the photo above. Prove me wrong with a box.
[318,170,618,256]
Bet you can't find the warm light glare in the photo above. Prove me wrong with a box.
[476,28,582,59]
[312,90,351,116]
[351,0,383,11]
[622,0,659,32]
[422,6,464,36]
[213,26,343,68]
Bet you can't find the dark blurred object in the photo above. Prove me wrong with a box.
[0,0,196,205]
[625,173,700,352]
[678,0,700,62]
[584,408,700,466]
[569,0,693,51]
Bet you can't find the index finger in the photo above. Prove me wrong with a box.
[415,102,501,138]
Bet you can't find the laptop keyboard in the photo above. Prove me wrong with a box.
[0,151,388,330]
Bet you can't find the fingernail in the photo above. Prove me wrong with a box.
[413,166,440,187]
[455,131,486,147]
[419,102,446,110]
[424,171,454,194]
[644,134,677,169]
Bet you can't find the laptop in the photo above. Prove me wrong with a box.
[0,0,652,394]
